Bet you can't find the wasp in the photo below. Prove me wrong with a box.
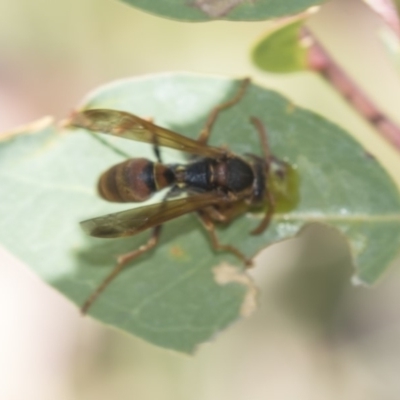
[69,79,288,313]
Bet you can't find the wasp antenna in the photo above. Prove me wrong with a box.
[250,116,271,162]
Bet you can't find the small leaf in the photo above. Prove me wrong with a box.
[1,73,400,352]
[120,0,326,22]
[252,19,308,73]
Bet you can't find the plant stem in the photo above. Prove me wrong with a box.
[301,27,400,151]
[363,0,400,36]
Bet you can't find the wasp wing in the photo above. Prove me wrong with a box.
[69,109,226,158]
[81,191,232,238]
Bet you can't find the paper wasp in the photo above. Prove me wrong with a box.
[69,79,289,313]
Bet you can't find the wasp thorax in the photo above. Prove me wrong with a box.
[214,158,254,192]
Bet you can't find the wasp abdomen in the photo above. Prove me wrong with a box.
[98,158,174,203]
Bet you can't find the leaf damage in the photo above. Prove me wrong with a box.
[192,0,252,18]
[213,263,258,317]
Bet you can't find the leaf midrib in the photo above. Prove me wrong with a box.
[273,213,400,223]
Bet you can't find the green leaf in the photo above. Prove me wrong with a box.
[252,19,308,73]
[1,73,400,352]
[120,0,326,22]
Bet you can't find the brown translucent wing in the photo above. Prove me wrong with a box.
[81,191,233,238]
[69,109,226,158]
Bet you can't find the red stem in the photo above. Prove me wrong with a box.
[302,28,400,151]
[364,0,400,36]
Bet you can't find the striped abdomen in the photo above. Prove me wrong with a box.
[98,158,175,202]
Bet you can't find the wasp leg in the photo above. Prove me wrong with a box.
[250,189,275,235]
[153,142,162,163]
[198,210,253,268]
[248,116,275,235]
[207,200,249,223]
[249,116,271,162]
[202,206,228,222]
[144,117,163,162]
[81,225,162,314]
[151,132,162,163]
[197,78,250,145]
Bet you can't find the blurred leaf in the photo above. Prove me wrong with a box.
[252,20,308,72]
[1,73,400,352]
[120,0,325,21]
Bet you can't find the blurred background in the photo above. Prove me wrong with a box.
[1,0,400,399]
